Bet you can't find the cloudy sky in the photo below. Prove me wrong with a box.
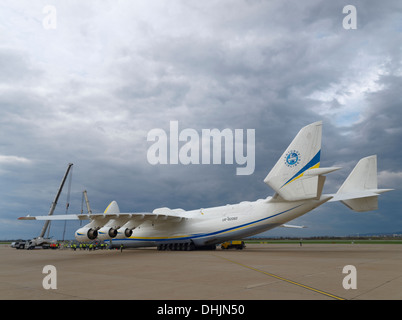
[1,0,401,240]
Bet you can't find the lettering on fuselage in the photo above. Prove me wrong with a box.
[222,216,238,222]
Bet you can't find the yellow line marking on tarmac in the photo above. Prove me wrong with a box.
[215,255,345,300]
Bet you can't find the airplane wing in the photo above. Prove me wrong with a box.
[18,214,84,221]
[18,212,188,222]
[18,201,191,241]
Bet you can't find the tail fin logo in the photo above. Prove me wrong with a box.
[285,150,301,167]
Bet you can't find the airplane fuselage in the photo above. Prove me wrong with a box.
[107,196,331,249]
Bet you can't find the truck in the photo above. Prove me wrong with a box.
[25,237,58,250]
[221,240,246,250]
[11,240,27,249]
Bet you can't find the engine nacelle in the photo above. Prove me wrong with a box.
[75,227,98,242]
[97,226,118,240]
[116,227,133,239]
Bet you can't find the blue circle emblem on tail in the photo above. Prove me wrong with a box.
[285,150,301,167]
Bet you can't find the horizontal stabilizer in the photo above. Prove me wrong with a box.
[280,224,307,229]
[329,189,393,202]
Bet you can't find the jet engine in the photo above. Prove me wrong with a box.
[75,227,98,242]
[116,227,133,239]
[97,226,118,240]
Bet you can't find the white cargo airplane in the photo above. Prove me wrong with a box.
[19,121,392,250]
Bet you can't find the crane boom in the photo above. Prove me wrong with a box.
[83,190,92,214]
[39,163,73,238]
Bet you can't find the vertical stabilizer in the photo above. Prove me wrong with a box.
[330,155,393,212]
[337,155,377,193]
[337,155,380,212]
[104,201,120,214]
[264,121,322,201]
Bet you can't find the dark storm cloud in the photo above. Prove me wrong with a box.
[0,0,401,239]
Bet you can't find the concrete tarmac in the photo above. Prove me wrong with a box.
[1,243,401,300]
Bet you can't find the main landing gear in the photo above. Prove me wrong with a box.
[157,241,216,251]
